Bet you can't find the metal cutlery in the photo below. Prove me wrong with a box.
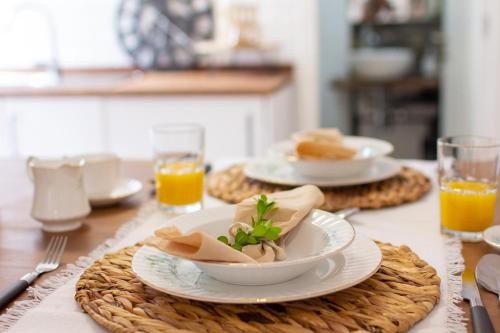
[0,235,67,309]
[476,254,500,302]
[462,268,495,333]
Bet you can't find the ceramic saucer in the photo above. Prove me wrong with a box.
[89,178,143,207]
[131,233,382,304]
[244,157,401,187]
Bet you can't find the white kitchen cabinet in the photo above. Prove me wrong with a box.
[1,84,295,159]
[103,95,259,160]
[0,98,11,157]
[5,97,104,157]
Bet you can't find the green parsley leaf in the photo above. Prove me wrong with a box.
[264,226,282,241]
[264,230,280,240]
[252,224,268,237]
[216,194,281,252]
[247,235,259,244]
[235,229,248,244]
[257,199,266,218]
[217,235,229,244]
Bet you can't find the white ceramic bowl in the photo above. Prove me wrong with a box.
[352,47,414,80]
[163,205,355,285]
[269,136,394,179]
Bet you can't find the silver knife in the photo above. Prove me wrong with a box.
[462,268,495,333]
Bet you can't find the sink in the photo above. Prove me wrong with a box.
[0,71,137,88]
[351,47,414,80]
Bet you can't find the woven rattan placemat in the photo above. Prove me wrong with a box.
[207,165,432,211]
[76,242,440,333]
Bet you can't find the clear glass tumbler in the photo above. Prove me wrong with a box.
[151,123,205,213]
[438,136,500,241]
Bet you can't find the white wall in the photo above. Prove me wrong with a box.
[442,0,500,138]
[318,0,350,132]
[473,0,500,137]
[0,0,321,131]
[258,0,320,130]
[0,0,131,69]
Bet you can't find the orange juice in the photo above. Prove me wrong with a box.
[440,180,496,232]
[155,162,204,206]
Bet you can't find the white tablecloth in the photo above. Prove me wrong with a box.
[1,160,465,333]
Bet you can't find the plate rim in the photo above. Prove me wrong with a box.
[132,233,382,304]
[244,157,401,187]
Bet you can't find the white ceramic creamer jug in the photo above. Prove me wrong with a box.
[27,156,91,232]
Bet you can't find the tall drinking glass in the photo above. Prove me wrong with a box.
[438,136,500,241]
[151,124,205,213]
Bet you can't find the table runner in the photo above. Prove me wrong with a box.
[0,160,466,333]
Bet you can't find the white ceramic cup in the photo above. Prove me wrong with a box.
[76,153,121,196]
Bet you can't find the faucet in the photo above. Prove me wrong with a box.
[6,3,61,81]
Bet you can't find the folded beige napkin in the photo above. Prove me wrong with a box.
[148,185,325,263]
[233,185,324,236]
[148,227,257,263]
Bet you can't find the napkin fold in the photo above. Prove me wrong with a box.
[148,226,257,263]
[148,185,325,263]
[234,185,325,236]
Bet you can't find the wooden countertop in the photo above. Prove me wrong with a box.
[0,67,292,96]
[0,159,499,332]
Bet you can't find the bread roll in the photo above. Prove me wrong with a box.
[296,140,357,160]
[292,128,342,144]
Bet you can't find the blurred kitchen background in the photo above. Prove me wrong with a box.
[0,0,498,161]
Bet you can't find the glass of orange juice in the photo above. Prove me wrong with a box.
[151,124,204,213]
[438,136,500,241]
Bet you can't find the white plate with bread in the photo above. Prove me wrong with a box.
[244,157,401,187]
[269,129,394,179]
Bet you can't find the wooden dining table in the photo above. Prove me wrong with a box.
[0,159,498,333]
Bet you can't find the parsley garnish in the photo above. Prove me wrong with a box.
[218,195,281,251]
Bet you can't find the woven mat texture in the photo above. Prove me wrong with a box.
[206,165,431,211]
[75,242,440,333]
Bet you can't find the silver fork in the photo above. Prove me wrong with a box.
[0,235,67,309]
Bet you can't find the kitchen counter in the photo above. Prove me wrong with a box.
[0,66,292,96]
[0,66,295,159]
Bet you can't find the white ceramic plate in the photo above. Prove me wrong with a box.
[132,233,381,304]
[244,157,401,187]
[89,178,143,207]
[142,206,355,285]
[268,137,394,178]
[483,225,500,252]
